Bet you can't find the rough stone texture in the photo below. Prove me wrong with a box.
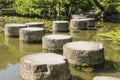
[52,21,69,32]
[5,24,27,37]
[70,19,87,29]
[42,34,72,51]
[19,27,45,43]
[93,76,120,80]
[72,15,87,19]
[63,41,104,65]
[20,53,71,80]
[86,18,95,27]
[25,22,44,28]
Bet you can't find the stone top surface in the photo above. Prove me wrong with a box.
[53,21,69,23]
[64,41,103,50]
[93,76,120,80]
[84,18,95,20]
[43,34,72,40]
[25,22,44,25]
[5,24,26,27]
[71,19,88,21]
[22,53,67,65]
[20,27,44,31]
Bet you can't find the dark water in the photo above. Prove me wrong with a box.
[0,22,120,80]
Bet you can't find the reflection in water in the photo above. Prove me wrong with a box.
[70,29,97,41]
[19,41,43,54]
[5,36,19,47]
[0,64,20,80]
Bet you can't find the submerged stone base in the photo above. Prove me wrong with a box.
[63,41,104,65]
[20,53,71,80]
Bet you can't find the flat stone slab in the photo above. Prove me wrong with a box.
[63,41,104,65]
[21,53,71,80]
[19,27,45,43]
[42,34,72,51]
[5,23,27,37]
[52,21,69,32]
[25,22,44,28]
[93,76,120,80]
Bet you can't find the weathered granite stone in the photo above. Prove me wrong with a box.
[63,41,104,65]
[70,19,87,29]
[25,22,44,28]
[72,15,87,19]
[52,21,69,32]
[20,53,71,80]
[93,76,120,80]
[19,27,45,43]
[86,18,95,27]
[42,34,72,51]
[5,24,27,37]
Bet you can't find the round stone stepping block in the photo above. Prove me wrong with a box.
[25,22,44,28]
[20,53,71,80]
[42,34,72,51]
[5,24,27,37]
[85,18,95,27]
[70,19,87,29]
[63,41,104,65]
[93,76,120,80]
[52,21,69,32]
[19,27,45,43]
[72,15,87,19]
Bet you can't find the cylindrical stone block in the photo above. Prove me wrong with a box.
[63,41,104,65]
[86,18,95,27]
[42,34,72,51]
[5,24,27,37]
[93,76,120,80]
[72,15,87,19]
[52,21,69,32]
[20,53,71,80]
[70,19,87,29]
[25,22,44,28]
[19,27,45,43]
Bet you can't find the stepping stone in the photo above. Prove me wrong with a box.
[52,21,69,32]
[5,24,27,37]
[25,22,44,28]
[42,34,72,51]
[70,19,87,29]
[19,27,44,43]
[20,53,71,80]
[72,15,87,19]
[93,76,120,80]
[63,41,104,65]
[86,18,95,27]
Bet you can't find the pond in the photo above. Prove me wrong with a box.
[0,21,120,80]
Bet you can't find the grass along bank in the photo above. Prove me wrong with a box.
[0,15,52,32]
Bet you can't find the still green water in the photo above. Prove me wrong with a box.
[0,22,120,80]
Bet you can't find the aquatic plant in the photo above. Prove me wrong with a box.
[97,30,120,45]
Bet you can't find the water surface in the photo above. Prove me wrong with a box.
[0,22,120,80]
